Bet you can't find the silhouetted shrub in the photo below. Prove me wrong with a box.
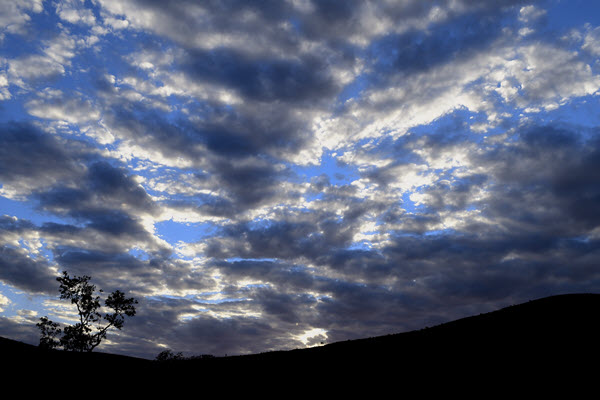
[155,349,185,361]
[189,354,216,360]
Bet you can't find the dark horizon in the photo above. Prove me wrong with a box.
[2,0,600,360]
[4,291,599,396]
[5,292,599,357]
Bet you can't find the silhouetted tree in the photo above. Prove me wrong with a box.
[37,271,138,352]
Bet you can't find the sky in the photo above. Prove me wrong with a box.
[1,0,600,359]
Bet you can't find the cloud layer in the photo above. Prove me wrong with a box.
[1,0,600,359]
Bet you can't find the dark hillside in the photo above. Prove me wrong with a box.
[152,293,600,392]
[1,335,151,374]
[2,293,598,392]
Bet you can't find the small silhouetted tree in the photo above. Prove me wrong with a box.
[37,271,138,352]
[36,316,62,350]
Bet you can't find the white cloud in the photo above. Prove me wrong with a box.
[56,0,96,26]
[511,44,600,105]
[314,36,600,162]
[518,5,546,22]
[0,71,10,100]
[104,140,196,169]
[6,30,84,88]
[81,121,116,145]
[0,0,43,41]
[582,26,600,56]
[519,27,534,37]
[43,31,78,66]
[26,90,101,125]
[0,293,11,312]
[8,55,65,86]
[314,60,487,153]
[103,15,129,30]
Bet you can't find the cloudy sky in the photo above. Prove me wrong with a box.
[1,0,600,359]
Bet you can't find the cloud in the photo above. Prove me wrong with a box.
[583,26,600,56]
[367,7,508,79]
[472,124,600,234]
[31,162,165,257]
[0,122,86,199]
[0,0,43,41]
[0,244,57,294]
[8,55,66,84]
[6,28,92,89]
[181,48,341,104]
[0,293,10,312]
[55,0,97,26]
[125,301,297,357]
[512,44,600,105]
[0,314,39,346]
[518,4,546,22]
[25,89,101,125]
[3,0,600,360]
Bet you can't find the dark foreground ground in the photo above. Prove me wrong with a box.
[3,293,598,394]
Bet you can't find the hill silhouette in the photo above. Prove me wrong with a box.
[3,293,598,393]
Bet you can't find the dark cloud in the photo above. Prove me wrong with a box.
[144,313,287,356]
[54,247,148,275]
[183,48,340,104]
[0,316,39,347]
[102,102,305,211]
[474,125,600,233]
[254,287,318,324]
[203,212,362,262]
[157,159,295,216]
[81,210,148,236]
[0,215,35,232]
[51,248,215,295]
[86,162,155,210]
[212,259,317,293]
[370,12,503,77]
[0,246,56,294]
[417,174,489,212]
[208,157,292,209]
[34,161,155,218]
[0,122,84,191]
[30,160,160,255]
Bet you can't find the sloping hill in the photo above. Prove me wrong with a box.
[153,293,600,393]
[3,293,598,391]
[188,293,599,366]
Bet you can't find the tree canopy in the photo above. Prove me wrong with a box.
[37,271,138,352]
